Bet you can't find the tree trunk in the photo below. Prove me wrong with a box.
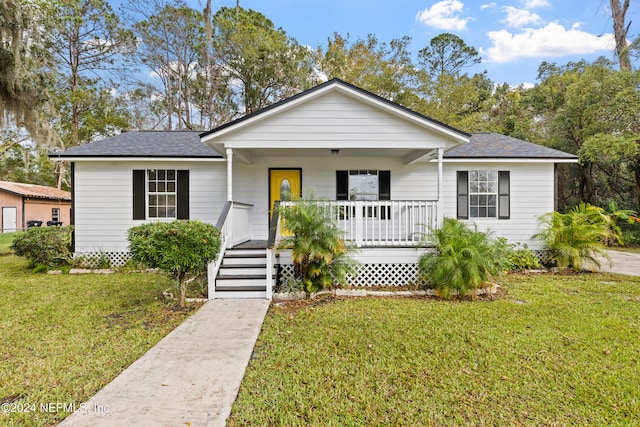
[178,276,186,307]
[610,0,632,70]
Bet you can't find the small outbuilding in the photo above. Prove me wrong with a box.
[0,181,71,232]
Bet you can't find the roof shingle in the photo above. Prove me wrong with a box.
[51,131,221,158]
[445,132,578,159]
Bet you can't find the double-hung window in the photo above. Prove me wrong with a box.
[457,170,510,219]
[133,169,189,220]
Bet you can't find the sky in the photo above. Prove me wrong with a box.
[193,0,638,87]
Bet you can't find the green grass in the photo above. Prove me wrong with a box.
[229,272,640,426]
[0,232,18,255]
[611,246,640,254]
[0,255,200,426]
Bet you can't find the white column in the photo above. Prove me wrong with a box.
[226,148,233,201]
[437,147,444,228]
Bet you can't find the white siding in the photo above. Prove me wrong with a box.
[73,161,225,253]
[233,156,439,240]
[442,162,555,249]
[221,91,458,149]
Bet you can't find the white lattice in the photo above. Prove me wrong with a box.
[74,252,132,269]
[278,263,425,288]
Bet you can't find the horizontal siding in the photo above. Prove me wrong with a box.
[442,162,555,249]
[74,161,225,253]
[234,156,439,241]
[223,91,449,146]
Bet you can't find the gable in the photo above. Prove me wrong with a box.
[201,79,470,159]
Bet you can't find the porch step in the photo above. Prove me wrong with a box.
[215,248,272,299]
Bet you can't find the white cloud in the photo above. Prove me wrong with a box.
[416,0,470,31]
[523,0,550,8]
[485,22,615,63]
[481,2,496,10]
[503,6,541,27]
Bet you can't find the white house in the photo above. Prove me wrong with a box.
[51,79,578,299]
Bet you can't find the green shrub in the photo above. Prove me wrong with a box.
[535,203,615,271]
[11,226,73,269]
[277,196,358,294]
[506,242,541,271]
[418,218,510,298]
[128,220,221,306]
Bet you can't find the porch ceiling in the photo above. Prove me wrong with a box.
[228,147,438,164]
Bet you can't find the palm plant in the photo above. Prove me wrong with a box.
[534,203,615,271]
[418,218,510,298]
[277,195,357,294]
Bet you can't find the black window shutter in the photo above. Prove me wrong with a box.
[177,170,189,219]
[133,170,146,220]
[379,171,391,200]
[457,171,469,219]
[336,170,348,200]
[498,171,510,219]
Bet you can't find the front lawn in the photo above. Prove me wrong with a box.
[0,232,17,255]
[229,272,640,426]
[0,255,200,427]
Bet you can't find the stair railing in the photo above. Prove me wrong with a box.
[208,200,233,299]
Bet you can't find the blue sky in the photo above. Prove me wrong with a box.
[198,0,638,86]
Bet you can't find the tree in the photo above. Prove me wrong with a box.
[417,33,481,79]
[212,6,316,115]
[0,0,55,144]
[317,33,419,107]
[610,0,632,70]
[128,0,205,130]
[50,0,134,188]
[128,220,221,307]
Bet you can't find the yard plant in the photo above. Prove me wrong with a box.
[277,196,357,294]
[128,220,221,306]
[0,255,198,427]
[11,226,73,268]
[228,272,640,426]
[535,203,618,270]
[418,218,510,297]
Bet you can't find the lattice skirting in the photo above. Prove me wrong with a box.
[73,252,132,269]
[278,263,426,288]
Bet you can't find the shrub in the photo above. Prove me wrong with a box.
[128,220,221,307]
[535,203,615,271]
[277,196,358,294]
[506,242,541,271]
[418,218,510,298]
[11,226,74,269]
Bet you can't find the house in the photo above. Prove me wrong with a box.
[0,181,71,233]
[51,79,578,299]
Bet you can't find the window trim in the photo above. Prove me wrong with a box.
[133,169,189,220]
[457,170,510,220]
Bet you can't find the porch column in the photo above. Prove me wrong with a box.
[437,147,444,228]
[226,148,233,201]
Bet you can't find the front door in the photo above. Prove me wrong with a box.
[269,169,301,219]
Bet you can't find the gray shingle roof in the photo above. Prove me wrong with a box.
[445,132,578,159]
[51,131,221,158]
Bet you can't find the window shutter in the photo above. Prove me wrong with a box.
[456,171,469,219]
[379,170,391,200]
[336,170,348,200]
[133,170,146,220]
[498,171,510,219]
[177,170,189,219]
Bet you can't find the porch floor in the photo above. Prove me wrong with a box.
[231,240,431,250]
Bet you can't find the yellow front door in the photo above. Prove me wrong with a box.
[269,169,301,219]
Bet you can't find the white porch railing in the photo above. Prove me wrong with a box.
[278,200,437,247]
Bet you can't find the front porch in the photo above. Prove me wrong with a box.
[209,199,437,299]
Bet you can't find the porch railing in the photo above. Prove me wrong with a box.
[278,200,437,247]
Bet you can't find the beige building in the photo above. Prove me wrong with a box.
[0,181,71,232]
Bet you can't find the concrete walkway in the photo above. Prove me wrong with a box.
[58,299,270,427]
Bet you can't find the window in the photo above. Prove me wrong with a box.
[148,169,176,218]
[336,170,390,201]
[51,208,60,222]
[457,170,510,219]
[133,170,189,220]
